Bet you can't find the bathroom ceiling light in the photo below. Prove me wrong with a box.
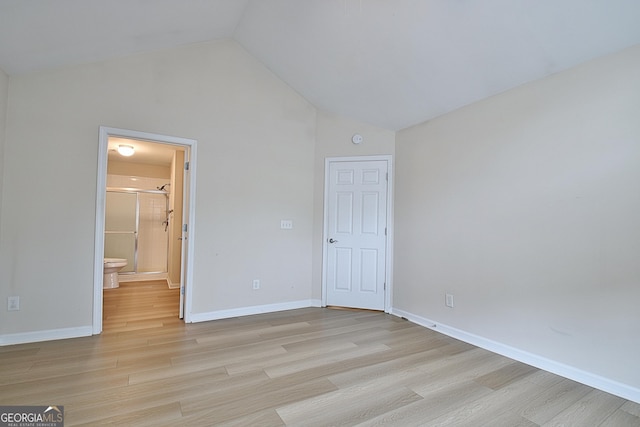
[117,145,135,157]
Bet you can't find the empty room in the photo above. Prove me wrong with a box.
[0,1,639,425]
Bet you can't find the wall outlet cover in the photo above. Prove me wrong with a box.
[280,220,293,229]
[445,293,454,308]
[8,296,20,311]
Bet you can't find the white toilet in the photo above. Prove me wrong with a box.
[103,258,128,289]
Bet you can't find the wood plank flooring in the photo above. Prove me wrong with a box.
[1,280,639,426]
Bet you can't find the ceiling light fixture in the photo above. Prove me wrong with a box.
[117,145,135,157]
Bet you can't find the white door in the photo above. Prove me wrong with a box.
[325,159,389,310]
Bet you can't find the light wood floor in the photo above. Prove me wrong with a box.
[1,281,639,426]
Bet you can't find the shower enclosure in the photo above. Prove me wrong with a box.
[104,187,170,275]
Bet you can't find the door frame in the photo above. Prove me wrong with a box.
[93,126,198,333]
[321,155,394,312]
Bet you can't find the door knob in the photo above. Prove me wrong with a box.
[328,238,338,243]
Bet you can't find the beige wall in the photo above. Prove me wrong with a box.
[395,45,640,390]
[107,160,171,179]
[0,40,316,334]
[0,68,7,244]
[3,31,636,399]
[312,110,395,299]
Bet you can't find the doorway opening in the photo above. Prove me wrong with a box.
[104,138,182,283]
[93,127,197,334]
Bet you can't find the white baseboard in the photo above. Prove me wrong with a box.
[0,299,324,346]
[390,308,640,404]
[119,273,168,283]
[190,299,322,323]
[0,326,93,346]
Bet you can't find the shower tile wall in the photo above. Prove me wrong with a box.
[106,175,171,274]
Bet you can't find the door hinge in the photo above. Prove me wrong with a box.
[386,172,388,181]
[183,224,188,232]
[185,161,190,171]
[385,227,387,236]
[384,282,386,291]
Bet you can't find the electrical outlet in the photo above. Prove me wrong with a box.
[445,293,454,308]
[280,220,293,229]
[8,296,20,311]
[252,279,260,290]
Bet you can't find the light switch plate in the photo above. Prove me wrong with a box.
[280,220,293,229]
[8,296,19,311]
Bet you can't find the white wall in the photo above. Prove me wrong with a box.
[312,110,395,300]
[0,68,7,246]
[0,40,316,336]
[395,45,640,394]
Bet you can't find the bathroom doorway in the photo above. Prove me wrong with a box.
[93,127,197,334]
[104,142,179,281]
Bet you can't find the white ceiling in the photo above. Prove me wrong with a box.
[1,0,639,130]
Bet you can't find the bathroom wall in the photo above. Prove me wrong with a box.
[394,45,640,394]
[0,39,316,337]
[107,160,170,179]
[107,175,170,190]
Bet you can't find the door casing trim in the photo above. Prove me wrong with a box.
[321,155,394,312]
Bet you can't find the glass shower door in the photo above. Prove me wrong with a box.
[137,192,169,273]
[104,191,137,272]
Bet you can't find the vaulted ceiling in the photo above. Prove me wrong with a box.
[1,0,639,130]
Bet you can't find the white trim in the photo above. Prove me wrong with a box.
[190,299,322,323]
[322,155,394,312]
[390,307,640,404]
[0,326,93,346]
[181,140,197,323]
[94,126,198,333]
[93,127,109,334]
[119,273,168,283]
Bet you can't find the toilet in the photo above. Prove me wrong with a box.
[103,258,128,289]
